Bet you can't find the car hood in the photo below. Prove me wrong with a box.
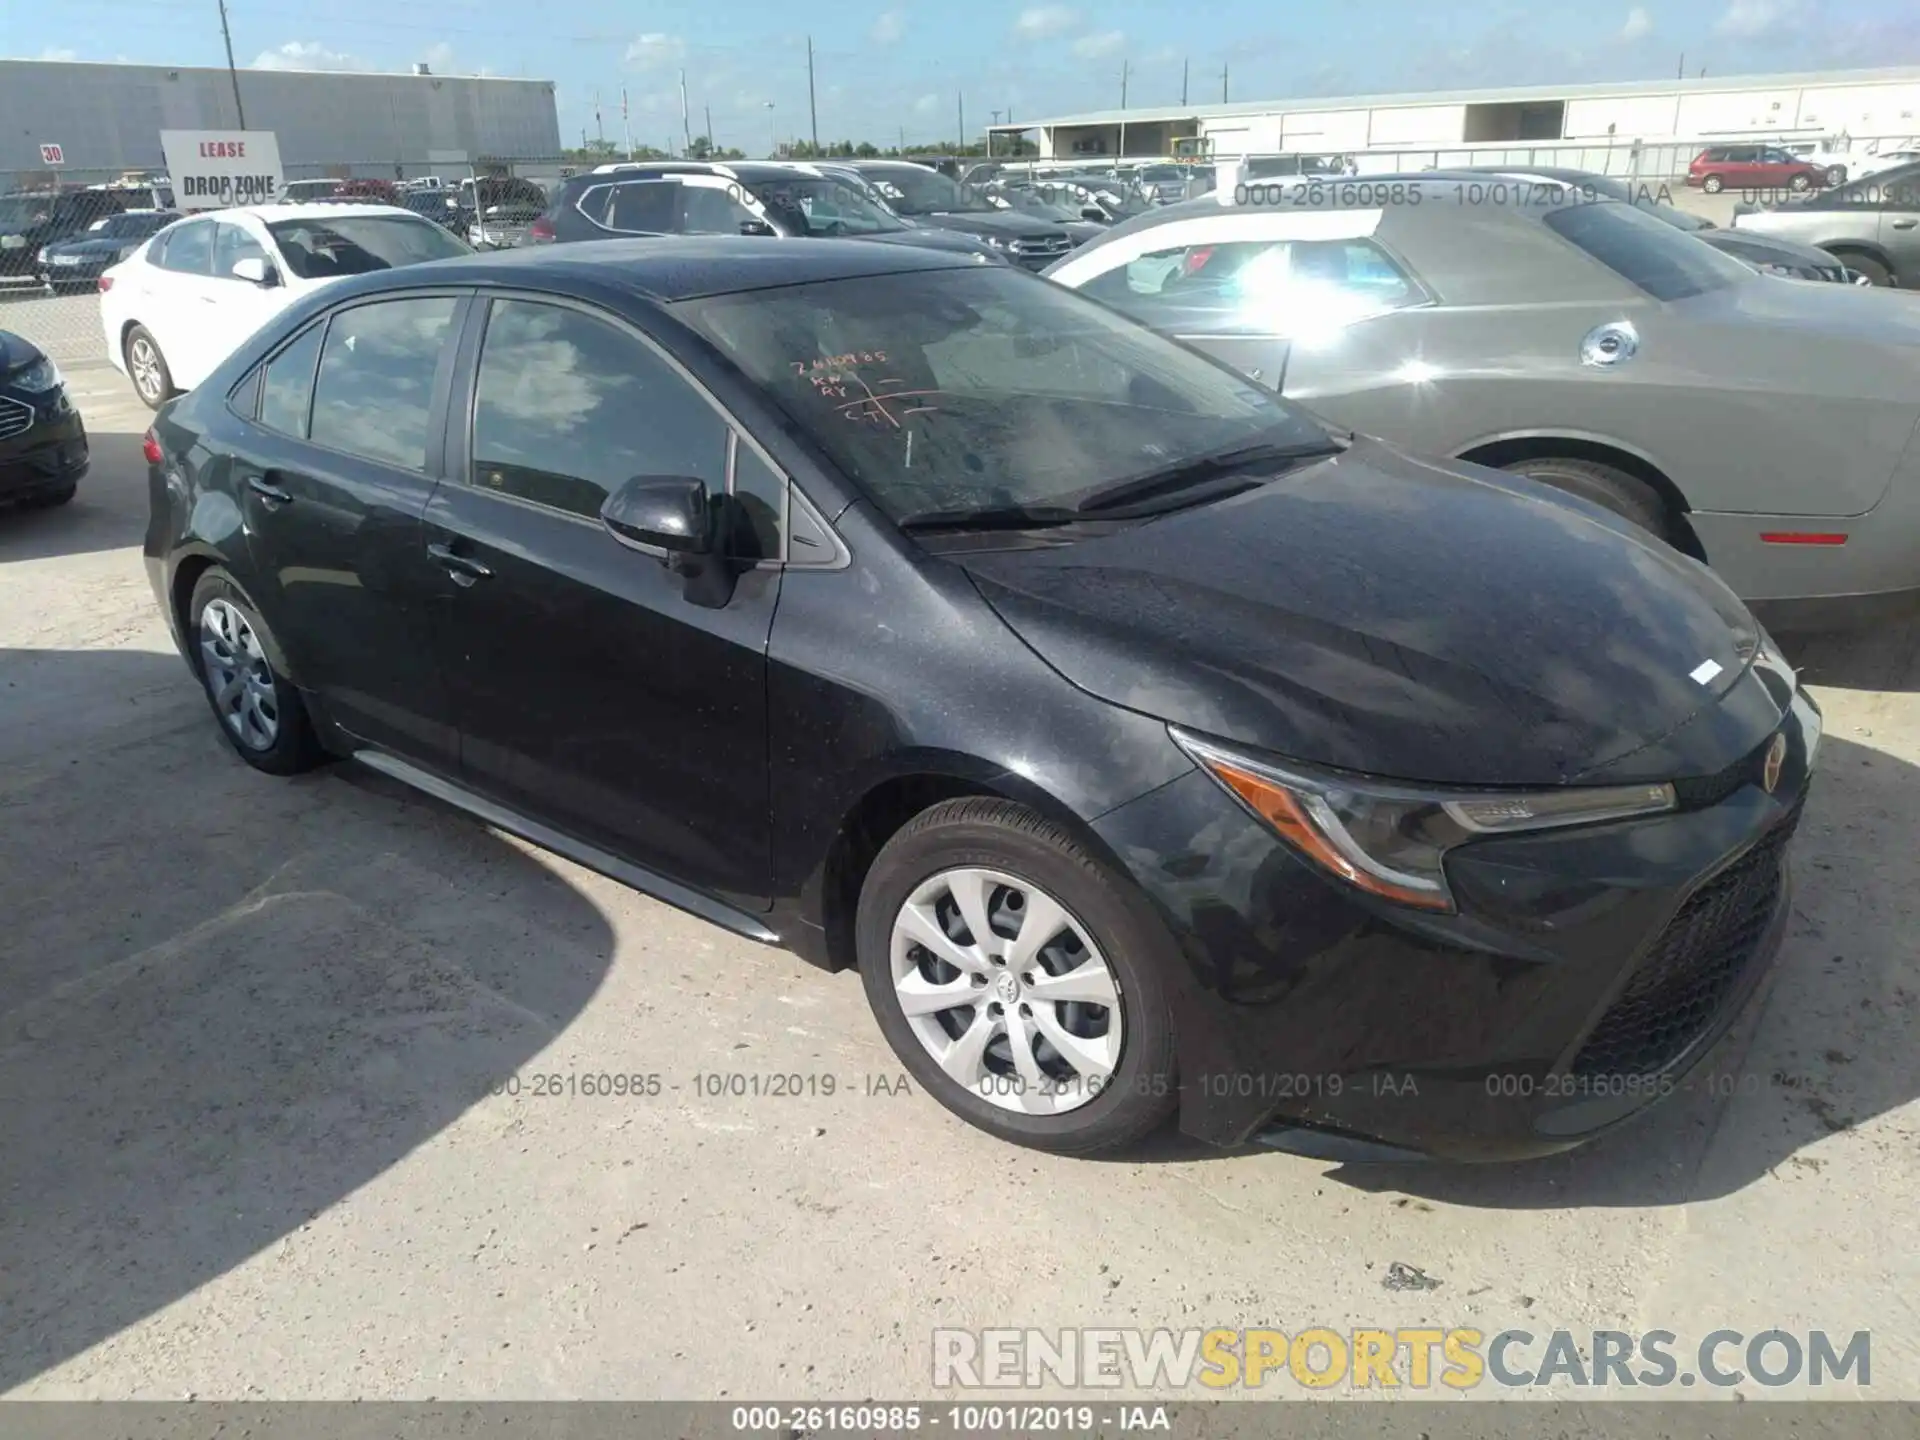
[957,437,1765,788]
[913,209,1066,240]
[1700,228,1843,271]
[862,227,1001,260]
[0,329,45,375]
[43,235,126,257]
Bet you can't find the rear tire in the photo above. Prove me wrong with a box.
[1789,173,1813,193]
[125,325,175,410]
[187,568,325,776]
[1702,174,1725,194]
[855,797,1179,1156]
[1499,456,1673,540]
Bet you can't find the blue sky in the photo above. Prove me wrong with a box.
[13,0,1920,151]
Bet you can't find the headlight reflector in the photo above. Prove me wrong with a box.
[11,356,62,393]
[1172,728,1677,913]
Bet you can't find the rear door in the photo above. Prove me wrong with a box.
[1872,164,1920,273]
[420,291,784,906]
[141,216,221,385]
[231,290,469,765]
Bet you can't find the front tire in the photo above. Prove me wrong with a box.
[125,325,175,410]
[1825,165,1848,186]
[188,569,325,775]
[1499,456,1673,541]
[856,798,1179,1155]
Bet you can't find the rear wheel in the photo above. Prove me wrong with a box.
[125,326,176,410]
[1789,172,1813,193]
[856,798,1178,1155]
[188,569,325,775]
[1499,456,1672,540]
[1702,174,1725,194]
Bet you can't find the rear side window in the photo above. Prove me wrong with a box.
[159,220,215,274]
[606,181,678,232]
[1543,200,1752,301]
[309,297,459,470]
[257,323,325,437]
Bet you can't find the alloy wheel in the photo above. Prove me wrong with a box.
[129,336,163,403]
[889,866,1123,1115]
[199,598,280,750]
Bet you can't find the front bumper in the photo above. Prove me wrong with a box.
[0,396,88,500]
[1091,688,1821,1162]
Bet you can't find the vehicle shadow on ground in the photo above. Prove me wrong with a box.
[0,646,617,1393]
[1326,721,1918,1208]
[0,429,152,564]
[1776,618,1920,696]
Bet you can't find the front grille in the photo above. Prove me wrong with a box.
[1569,808,1798,1079]
[0,395,33,441]
[1008,235,1073,260]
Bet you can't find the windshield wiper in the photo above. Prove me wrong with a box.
[896,502,1082,533]
[1070,438,1344,515]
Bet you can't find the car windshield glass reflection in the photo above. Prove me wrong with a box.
[870,169,996,215]
[679,265,1324,525]
[265,216,469,278]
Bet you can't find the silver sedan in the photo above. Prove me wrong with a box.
[1044,181,1920,630]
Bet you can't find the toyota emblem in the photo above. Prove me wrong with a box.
[1762,733,1788,795]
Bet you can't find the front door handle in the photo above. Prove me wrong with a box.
[427,542,493,584]
[247,474,293,505]
[1893,218,1917,230]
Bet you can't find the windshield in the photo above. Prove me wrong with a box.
[864,168,993,215]
[748,176,905,235]
[677,265,1327,525]
[1542,199,1751,301]
[0,197,52,229]
[1004,191,1084,223]
[266,215,470,279]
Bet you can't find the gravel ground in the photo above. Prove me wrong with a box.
[1,282,1916,1406]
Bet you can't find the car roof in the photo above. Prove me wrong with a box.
[170,202,424,223]
[325,235,979,305]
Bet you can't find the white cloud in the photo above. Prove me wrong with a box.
[1013,6,1079,39]
[870,10,905,44]
[1072,30,1126,58]
[1621,6,1654,39]
[624,32,685,69]
[1143,45,1181,64]
[422,41,455,71]
[1715,0,1791,36]
[913,92,939,115]
[251,41,370,72]
[38,47,78,61]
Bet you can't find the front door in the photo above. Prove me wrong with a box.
[234,292,467,765]
[421,294,781,910]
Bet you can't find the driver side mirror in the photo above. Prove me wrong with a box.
[231,255,278,287]
[601,475,712,555]
[739,219,778,237]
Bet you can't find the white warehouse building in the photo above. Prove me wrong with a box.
[995,66,1920,173]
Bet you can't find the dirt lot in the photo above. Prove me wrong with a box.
[2,287,1917,1402]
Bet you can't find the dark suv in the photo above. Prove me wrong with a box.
[532,162,1006,264]
[0,187,138,281]
[830,161,1079,269]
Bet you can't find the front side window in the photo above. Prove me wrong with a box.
[678,265,1325,525]
[265,215,468,280]
[256,323,326,437]
[212,222,270,279]
[469,299,728,522]
[1075,237,1422,337]
[309,297,459,470]
[1543,199,1752,301]
[159,220,215,274]
[678,183,761,236]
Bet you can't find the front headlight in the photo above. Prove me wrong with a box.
[1172,728,1677,913]
[11,356,62,393]
[979,233,1010,248]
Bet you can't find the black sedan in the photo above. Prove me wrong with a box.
[141,240,1818,1162]
[36,208,178,289]
[1,329,87,508]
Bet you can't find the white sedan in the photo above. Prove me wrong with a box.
[100,203,471,409]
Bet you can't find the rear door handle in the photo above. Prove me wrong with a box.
[1893,219,1917,230]
[246,474,293,505]
[427,542,493,584]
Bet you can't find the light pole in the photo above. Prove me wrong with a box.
[764,100,778,157]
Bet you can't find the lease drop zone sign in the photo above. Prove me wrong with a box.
[160,130,285,210]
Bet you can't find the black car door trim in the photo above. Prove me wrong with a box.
[441,286,852,571]
[353,749,781,943]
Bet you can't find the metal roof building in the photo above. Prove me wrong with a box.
[991,66,1920,164]
[1,58,563,183]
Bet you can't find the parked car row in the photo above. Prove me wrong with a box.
[135,233,1824,1164]
[1,184,171,283]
